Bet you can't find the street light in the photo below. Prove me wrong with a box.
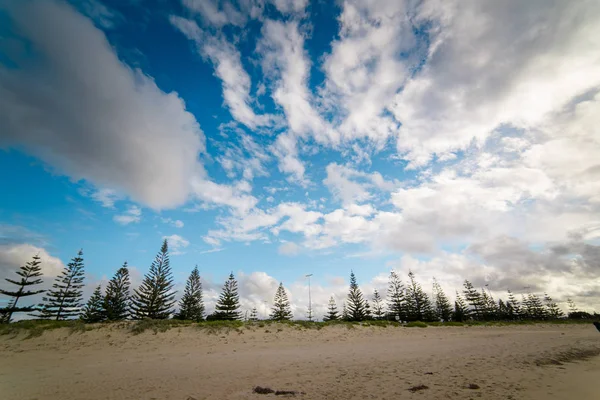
[306,274,313,322]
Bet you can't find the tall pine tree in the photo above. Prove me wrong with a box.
[81,285,106,323]
[0,254,46,323]
[130,240,176,319]
[249,307,259,321]
[371,290,385,320]
[463,280,483,320]
[213,273,241,320]
[323,296,339,321]
[35,250,85,320]
[176,266,205,321]
[103,263,131,321]
[405,271,434,321]
[432,278,452,322]
[453,291,468,322]
[506,289,521,320]
[387,270,405,321]
[346,271,366,321]
[544,293,564,319]
[270,282,293,321]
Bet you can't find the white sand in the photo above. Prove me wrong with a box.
[1,323,599,399]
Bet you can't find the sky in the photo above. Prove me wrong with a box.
[1,0,599,319]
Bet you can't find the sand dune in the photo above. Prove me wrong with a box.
[1,323,599,399]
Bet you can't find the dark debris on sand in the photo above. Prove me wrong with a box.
[253,386,306,396]
[408,384,429,392]
[467,383,480,390]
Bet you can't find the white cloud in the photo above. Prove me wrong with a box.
[161,217,184,228]
[113,205,142,225]
[269,0,307,14]
[170,16,275,130]
[278,241,300,256]
[89,188,121,208]
[390,0,600,167]
[324,162,396,205]
[0,0,206,210]
[163,234,190,256]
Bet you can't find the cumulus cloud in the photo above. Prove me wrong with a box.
[391,0,600,167]
[324,163,396,205]
[163,234,190,256]
[0,0,206,210]
[113,206,142,225]
[170,16,275,130]
[278,241,300,256]
[161,218,185,228]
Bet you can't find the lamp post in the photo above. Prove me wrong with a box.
[306,274,313,322]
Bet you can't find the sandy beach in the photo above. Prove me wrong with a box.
[1,323,599,400]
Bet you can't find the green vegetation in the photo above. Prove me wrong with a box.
[405,321,428,328]
[0,319,91,339]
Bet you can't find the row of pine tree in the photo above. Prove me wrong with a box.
[1,240,594,324]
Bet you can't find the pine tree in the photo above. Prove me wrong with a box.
[523,292,546,320]
[463,280,483,320]
[364,300,373,320]
[0,254,46,323]
[214,273,241,320]
[176,266,204,321]
[371,290,385,320]
[567,298,578,318]
[432,278,452,322]
[543,293,564,319]
[405,271,434,321]
[497,299,508,320]
[103,262,131,321]
[453,291,468,322]
[346,271,366,321]
[80,285,105,323]
[506,289,521,320]
[481,288,498,320]
[341,301,348,321]
[249,307,259,321]
[387,270,405,321]
[270,282,293,321]
[323,296,339,321]
[35,250,85,320]
[130,240,176,319]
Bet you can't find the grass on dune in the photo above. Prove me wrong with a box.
[1,318,595,338]
[0,319,92,339]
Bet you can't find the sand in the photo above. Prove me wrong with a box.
[1,323,599,400]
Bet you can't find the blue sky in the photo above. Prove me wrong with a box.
[1,0,600,317]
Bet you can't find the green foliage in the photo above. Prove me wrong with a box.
[0,319,91,339]
[432,278,452,322]
[34,250,85,320]
[346,271,366,321]
[213,273,241,320]
[270,282,293,321]
[196,320,244,334]
[129,318,189,335]
[453,292,468,322]
[386,270,405,321]
[323,296,339,321]
[249,307,259,321]
[130,240,176,320]
[176,266,205,321]
[463,280,483,320]
[80,285,106,323]
[104,263,131,321]
[405,271,434,322]
[405,321,428,328]
[0,254,46,323]
[544,293,564,319]
[371,290,385,320]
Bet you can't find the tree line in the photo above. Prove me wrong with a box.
[1,240,597,324]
